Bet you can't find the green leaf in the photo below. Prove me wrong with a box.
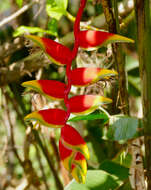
[99,160,129,181]
[113,151,132,168]
[46,0,68,20]
[126,56,139,72]
[128,76,141,96]
[16,0,23,7]
[68,111,109,123]
[65,170,123,190]
[47,18,58,36]
[13,26,58,37]
[107,115,138,141]
[56,0,68,10]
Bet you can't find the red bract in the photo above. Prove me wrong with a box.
[22,80,65,100]
[69,95,112,115]
[61,125,89,160]
[70,67,118,86]
[78,30,134,50]
[24,109,67,128]
[26,35,72,65]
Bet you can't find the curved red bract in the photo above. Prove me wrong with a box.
[70,67,101,86]
[38,80,65,99]
[61,124,86,146]
[78,30,113,48]
[39,109,67,125]
[69,95,96,113]
[42,37,72,65]
[59,140,72,160]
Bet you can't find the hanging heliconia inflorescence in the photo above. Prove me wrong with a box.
[22,0,134,184]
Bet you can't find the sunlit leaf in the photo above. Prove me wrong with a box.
[13,26,58,37]
[46,0,68,20]
[16,0,23,7]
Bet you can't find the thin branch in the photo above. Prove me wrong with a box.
[101,0,129,115]
[33,131,64,190]
[0,50,51,87]
[35,145,50,190]
[135,0,151,189]
[0,0,39,28]
[0,37,25,61]
[2,88,23,167]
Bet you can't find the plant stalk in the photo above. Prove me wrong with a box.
[135,0,151,189]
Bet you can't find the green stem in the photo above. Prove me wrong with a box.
[66,11,76,22]
[135,0,151,189]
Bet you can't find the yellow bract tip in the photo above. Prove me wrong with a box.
[111,34,135,43]
[24,34,45,49]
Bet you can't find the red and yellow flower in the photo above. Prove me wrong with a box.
[23,0,134,184]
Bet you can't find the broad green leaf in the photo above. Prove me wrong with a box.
[107,115,138,141]
[46,0,68,20]
[16,0,23,7]
[65,170,123,190]
[99,160,129,181]
[68,111,108,123]
[13,26,58,37]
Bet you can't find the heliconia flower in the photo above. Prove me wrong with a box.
[69,95,112,115]
[25,35,72,65]
[22,80,65,100]
[24,109,67,128]
[59,140,87,183]
[70,67,118,86]
[61,125,89,160]
[78,30,134,50]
